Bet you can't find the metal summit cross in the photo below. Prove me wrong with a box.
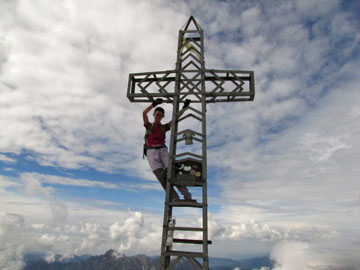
[127,17,255,270]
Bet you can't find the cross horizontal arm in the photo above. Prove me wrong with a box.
[127,70,255,103]
[127,70,177,103]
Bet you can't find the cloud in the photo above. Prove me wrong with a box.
[226,221,281,242]
[267,238,360,270]
[0,154,16,163]
[109,211,144,241]
[21,172,118,189]
[81,222,100,234]
[206,215,335,245]
[0,202,164,266]
[0,0,189,177]
[301,133,350,163]
[1,175,166,265]
[0,175,21,193]
[0,0,357,174]
[38,234,56,247]
[80,233,102,251]
[0,214,25,270]
[45,252,56,263]
[109,211,161,253]
[207,214,226,239]
[19,172,161,194]
[31,223,46,230]
[209,60,360,262]
[22,173,68,223]
[215,71,360,209]
[23,174,54,200]
[270,240,308,270]
[0,0,359,267]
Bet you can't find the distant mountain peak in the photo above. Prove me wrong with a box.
[104,249,125,259]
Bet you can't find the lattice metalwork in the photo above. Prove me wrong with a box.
[128,70,254,103]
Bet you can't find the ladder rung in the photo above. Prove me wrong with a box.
[175,152,203,159]
[175,175,203,180]
[169,201,203,208]
[166,250,203,258]
[167,226,203,232]
[184,37,201,41]
[171,178,204,187]
[174,157,204,163]
[173,238,212,245]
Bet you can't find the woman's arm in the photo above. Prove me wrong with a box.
[143,104,153,126]
[143,99,163,126]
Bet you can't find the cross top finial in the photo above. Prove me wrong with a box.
[182,16,202,31]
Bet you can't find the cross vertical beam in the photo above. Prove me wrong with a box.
[127,16,255,270]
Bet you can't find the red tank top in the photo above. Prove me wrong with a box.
[144,123,170,147]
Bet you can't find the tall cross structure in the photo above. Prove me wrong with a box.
[127,17,255,270]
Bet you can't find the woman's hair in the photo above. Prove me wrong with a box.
[154,107,165,116]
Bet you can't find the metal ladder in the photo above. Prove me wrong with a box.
[160,17,210,270]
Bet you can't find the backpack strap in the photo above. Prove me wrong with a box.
[144,123,153,141]
[160,124,166,135]
[143,123,152,159]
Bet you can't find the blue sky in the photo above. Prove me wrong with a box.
[1,0,359,269]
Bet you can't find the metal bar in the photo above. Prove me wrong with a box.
[182,59,201,70]
[188,106,204,116]
[129,92,253,98]
[127,96,254,103]
[178,113,203,123]
[199,26,210,270]
[205,92,253,97]
[177,129,203,137]
[127,74,133,100]
[173,239,212,244]
[183,37,201,41]
[183,30,202,33]
[205,69,253,74]
[188,257,203,270]
[176,137,203,144]
[165,256,183,270]
[175,152,203,159]
[250,71,255,100]
[131,75,250,83]
[174,157,204,163]
[160,28,184,270]
[171,178,204,187]
[167,226,204,231]
[183,16,202,31]
[168,201,203,207]
[130,70,176,76]
[166,251,203,258]
[181,49,202,63]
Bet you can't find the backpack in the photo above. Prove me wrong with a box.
[143,123,166,158]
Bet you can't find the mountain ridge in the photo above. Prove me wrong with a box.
[24,249,273,270]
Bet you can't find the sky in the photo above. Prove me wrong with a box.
[0,0,359,269]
